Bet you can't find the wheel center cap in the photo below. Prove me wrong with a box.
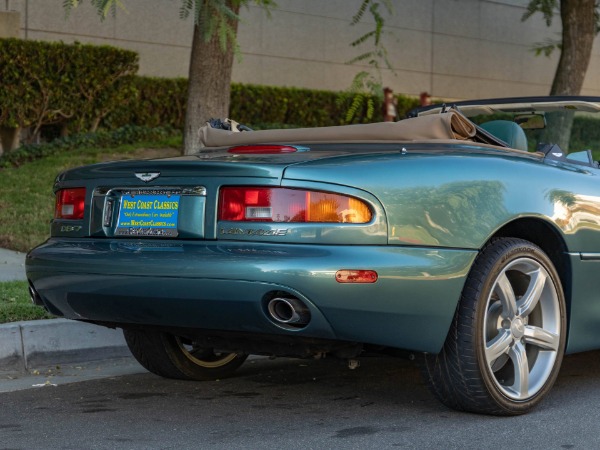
[511,318,525,339]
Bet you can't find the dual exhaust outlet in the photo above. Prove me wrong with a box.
[267,296,311,328]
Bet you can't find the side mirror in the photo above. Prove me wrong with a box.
[514,114,546,130]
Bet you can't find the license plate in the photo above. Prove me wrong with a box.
[115,194,180,237]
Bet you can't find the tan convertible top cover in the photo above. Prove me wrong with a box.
[198,111,476,148]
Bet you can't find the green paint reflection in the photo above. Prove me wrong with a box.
[390,180,507,246]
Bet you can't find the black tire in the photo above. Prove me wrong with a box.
[123,329,248,381]
[422,238,566,415]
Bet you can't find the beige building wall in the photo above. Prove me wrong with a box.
[0,10,20,37]
[4,0,600,99]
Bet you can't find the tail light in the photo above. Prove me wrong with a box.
[55,188,86,220]
[228,145,301,154]
[219,187,372,223]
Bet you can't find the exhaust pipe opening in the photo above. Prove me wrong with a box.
[267,296,311,328]
[28,282,44,307]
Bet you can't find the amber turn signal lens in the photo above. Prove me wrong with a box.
[335,270,378,283]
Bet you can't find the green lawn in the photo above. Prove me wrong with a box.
[0,137,181,324]
[0,138,181,253]
[0,281,53,323]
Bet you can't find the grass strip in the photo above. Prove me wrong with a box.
[0,281,53,323]
[0,137,181,252]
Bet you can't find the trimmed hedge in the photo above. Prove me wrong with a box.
[103,77,422,130]
[0,38,138,143]
[231,84,383,126]
[103,77,188,130]
[0,36,421,143]
[569,116,600,152]
[0,37,423,150]
[105,79,383,129]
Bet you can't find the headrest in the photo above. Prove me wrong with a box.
[479,120,528,152]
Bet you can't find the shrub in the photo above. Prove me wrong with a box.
[103,77,188,129]
[0,38,138,147]
[0,35,427,153]
[103,79,421,130]
[231,84,387,126]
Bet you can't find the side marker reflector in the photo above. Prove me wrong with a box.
[335,270,378,283]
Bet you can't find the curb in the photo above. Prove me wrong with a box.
[0,319,131,373]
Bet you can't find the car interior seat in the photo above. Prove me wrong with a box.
[479,120,528,152]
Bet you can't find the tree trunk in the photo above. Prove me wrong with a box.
[90,116,101,133]
[183,2,240,155]
[551,0,596,96]
[544,0,596,152]
[0,126,21,154]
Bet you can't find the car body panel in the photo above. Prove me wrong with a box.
[25,98,600,359]
[283,144,600,251]
[566,254,600,353]
[27,239,476,352]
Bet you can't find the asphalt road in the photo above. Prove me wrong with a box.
[1,352,599,450]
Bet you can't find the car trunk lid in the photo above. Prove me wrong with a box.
[53,144,395,241]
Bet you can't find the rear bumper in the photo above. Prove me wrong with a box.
[26,238,476,353]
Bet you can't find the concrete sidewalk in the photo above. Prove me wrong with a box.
[0,319,133,373]
[0,318,145,392]
[1,248,139,377]
[0,247,26,282]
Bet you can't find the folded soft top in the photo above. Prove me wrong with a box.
[198,111,477,148]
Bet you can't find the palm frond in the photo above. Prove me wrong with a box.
[63,0,80,16]
[531,37,561,57]
[366,97,375,120]
[179,0,194,19]
[347,51,376,65]
[351,0,370,26]
[521,0,558,26]
[350,31,376,48]
[345,94,364,123]
[64,0,125,20]
[342,1,394,123]
[261,0,276,15]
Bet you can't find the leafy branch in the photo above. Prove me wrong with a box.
[522,0,600,56]
[63,0,275,51]
[339,0,393,124]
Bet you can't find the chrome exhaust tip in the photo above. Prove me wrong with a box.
[28,283,44,307]
[267,297,311,327]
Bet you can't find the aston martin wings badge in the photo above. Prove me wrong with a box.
[135,172,161,183]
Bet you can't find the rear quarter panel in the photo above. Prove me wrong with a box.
[283,144,600,353]
[283,145,600,252]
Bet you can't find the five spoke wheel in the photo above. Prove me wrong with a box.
[483,258,561,401]
[423,238,566,415]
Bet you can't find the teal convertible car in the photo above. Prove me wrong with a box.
[26,97,600,415]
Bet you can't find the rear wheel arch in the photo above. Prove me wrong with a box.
[491,218,571,318]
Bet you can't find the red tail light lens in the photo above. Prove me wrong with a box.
[228,145,300,154]
[219,187,372,223]
[55,188,86,220]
